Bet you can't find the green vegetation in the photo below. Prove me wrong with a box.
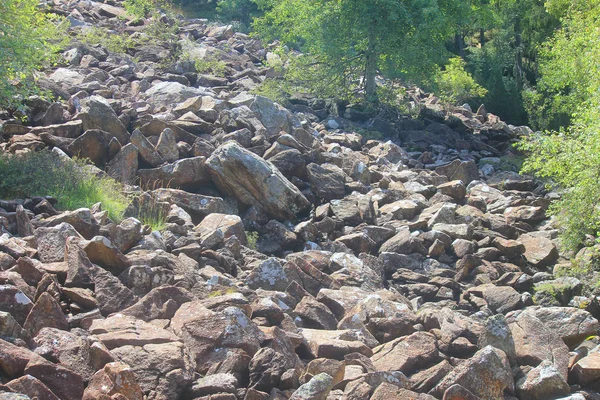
[193,54,227,77]
[0,0,66,109]
[253,0,465,103]
[433,57,488,106]
[0,151,129,222]
[134,193,169,232]
[77,27,136,54]
[124,0,169,19]
[245,231,258,250]
[517,0,600,252]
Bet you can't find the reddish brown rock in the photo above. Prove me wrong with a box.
[83,362,144,400]
[24,355,85,400]
[23,292,68,336]
[6,374,60,400]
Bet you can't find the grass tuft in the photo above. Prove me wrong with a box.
[0,150,130,222]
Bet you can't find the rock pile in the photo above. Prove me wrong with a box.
[0,1,598,399]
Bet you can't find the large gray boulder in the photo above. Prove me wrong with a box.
[206,142,310,220]
[78,96,129,145]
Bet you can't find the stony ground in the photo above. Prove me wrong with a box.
[1,1,599,400]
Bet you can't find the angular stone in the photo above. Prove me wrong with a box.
[435,160,479,185]
[107,143,138,184]
[532,306,599,347]
[139,157,210,190]
[294,296,338,330]
[78,96,128,145]
[371,332,441,375]
[5,374,60,400]
[83,362,143,400]
[0,338,36,377]
[195,213,247,246]
[0,285,33,326]
[109,341,193,400]
[120,286,194,321]
[572,351,600,385]
[482,285,522,314]
[89,314,179,350]
[34,223,83,263]
[131,129,164,167]
[32,327,113,382]
[155,128,179,163]
[24,355,85,400]
[519,234,559,268]
[84,236,131,276]
[171,303,265,373]
[289,373,334,400]
[68,129,113,166]
[93,269,136,316]
[23,292,68,336]
[516,360,569,400]
[307,163,346,200]
[206,142,309,220]
[507,309,570,379]
[299,328,373,360]
[36,208,99,240]
[149,188,227,223]
[430,346,513,399]
[250,95,293,138]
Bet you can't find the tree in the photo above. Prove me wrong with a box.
[518,0,600,251]
[253,0,465,103]
[0,0,65,109]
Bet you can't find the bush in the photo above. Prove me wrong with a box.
[124,0,170,19]
[0,151,130,222]
[517,0,600,252]
[76,26,136,54]
[0,0,67,109]
[433,57,487,106]
[193,54,227,76]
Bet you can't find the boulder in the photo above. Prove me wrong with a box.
[78,96,128,145]
[289,373,334,400]
[516,360,569,400]
[138,157,210,190]
[430,346,514,399]
[206,142,310,220]
[83,362,144,400]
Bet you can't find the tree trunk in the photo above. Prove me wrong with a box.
[455,33,466,58]
[480,28,485,47]
[365,30,378,103]
[514,18,523,88]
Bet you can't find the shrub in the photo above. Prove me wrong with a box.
[76,26,136,54]
[0,0,67,109]
[0,151,129,222]
[433,57,487,106]
[193,54,227,76]
[124,0,170,19]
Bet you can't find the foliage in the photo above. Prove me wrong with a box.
[468,30,527,125]
[0,0,67,109]
[193,54,227,76]
[517,0,600,252]
[0,151,129,222]
[252,48,362,105]
[253,0,465,102]
[245,231,258,250]
[77,26,136,54]
[216,0,260,29]
[432,57,487,105]
[124,0,170,19]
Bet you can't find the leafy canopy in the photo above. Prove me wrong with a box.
[253,0,465,101]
